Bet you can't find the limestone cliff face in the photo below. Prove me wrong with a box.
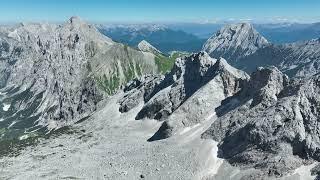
[203,23,269,64]
[0,17,158,138]
[119,52,249,140]
[119,50,320,177]
[202,67,320,176]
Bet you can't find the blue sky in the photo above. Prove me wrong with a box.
[0,0,320,23]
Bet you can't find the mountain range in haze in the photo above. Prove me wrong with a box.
[97,22,320,54]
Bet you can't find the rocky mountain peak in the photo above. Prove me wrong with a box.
[137,40,162,54]
[188,51,213,63]
[0,16,158,137]
[167,51,217,83]
[63,16,112,44]
[118,51,249,142]
[203,23,269,63]
[68,16,86,25]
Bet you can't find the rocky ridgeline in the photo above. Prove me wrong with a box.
[202,67,320,177]
[279,38,320,77]
[120,50,320,177]
[120,51,249,140]
[203,23,320,78]
[0,17,158,138]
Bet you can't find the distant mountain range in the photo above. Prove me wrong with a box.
[97,22,320,54]
[255,22,320,44]
[169,22,320,44]
[97,24,205,53]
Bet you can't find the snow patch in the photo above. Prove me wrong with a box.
[196,140,224,180]
[292,163,318,180]
[179,123,200,135]
[8,29,21,41]
[8,121,16,129]
[19,134,30,141]
[208,141,224,175]
[3,103,11,111]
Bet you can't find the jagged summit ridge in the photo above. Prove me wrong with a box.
[203,23,269,63]
[119,51,249,140]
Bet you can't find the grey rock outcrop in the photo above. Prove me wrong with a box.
[148,55,250,141]
[136,52,219,120]
[202,67,320,177]
[118,75,164,113]
[136,52,249,120]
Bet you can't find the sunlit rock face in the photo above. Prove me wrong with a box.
[0,17,158,140]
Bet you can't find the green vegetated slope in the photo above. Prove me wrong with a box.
[155,51,190,74]
[90,43,188,94]
[86,42,158,95]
